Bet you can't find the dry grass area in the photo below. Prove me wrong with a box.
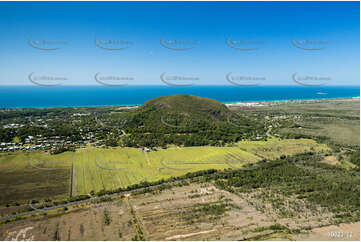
[321,156,339,165]
[275,98,360,146]
[294,222,360,241]
[1,199,136,241]
[1,182,358,241]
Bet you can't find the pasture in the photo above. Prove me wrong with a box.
[235,138,329,159]
[0,138,330,205]
[0,151,73,205]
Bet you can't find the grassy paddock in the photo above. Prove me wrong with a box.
[0,138,330,204]
[0,152,72,205]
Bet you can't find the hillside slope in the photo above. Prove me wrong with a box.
[141,94,232,122]
[120,95,266,147]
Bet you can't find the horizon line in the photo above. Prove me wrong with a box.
[0,84,359,87]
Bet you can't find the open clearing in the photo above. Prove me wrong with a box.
[294,222,360,241]
[0,138,329,206]
[0,152,73,206]
[0,182,357,241]
[73,138,329,196]
[271,99,360,146]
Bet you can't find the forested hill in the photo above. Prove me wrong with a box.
[120,95,266,147]
[141,94,232,121]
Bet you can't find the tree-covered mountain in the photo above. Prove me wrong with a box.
[120,95,266,147]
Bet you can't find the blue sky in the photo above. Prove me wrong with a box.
[0,1,359,86]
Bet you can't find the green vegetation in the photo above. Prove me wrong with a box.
[212,152,360,223]
[182,202,229,223]
[268,100,360,147]
[0,138,330,205]
[0,96,358,239]
[0,151,72,205]
[103,210,111,225]
[252,224,288,233]
[74,138,327,195]
[348,149,360,166]
[120,95,266,147]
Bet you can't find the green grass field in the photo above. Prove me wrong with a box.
[281,119,360,146]
[0,151,73,205]
[54,138,330,196]
[0,138,330,204]
[235,138,329,159]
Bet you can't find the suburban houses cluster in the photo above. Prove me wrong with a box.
[0,133,92,152]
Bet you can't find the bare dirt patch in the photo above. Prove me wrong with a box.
[293,222,360,241]
[0,182,359,241]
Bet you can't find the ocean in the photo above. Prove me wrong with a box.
[0,85,359,109]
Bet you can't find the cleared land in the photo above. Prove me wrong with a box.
[267,99,359,146]
[0,152,73,205]
[73,139,328,195]
[0,182,358,241]
[0,138,328,206]
[0,98,358,241]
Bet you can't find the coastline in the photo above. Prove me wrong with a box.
[0,96,359,110]
[224,96,360,107]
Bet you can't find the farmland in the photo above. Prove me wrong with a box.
[0,97,358,241]
[0,138,329,205]
[0,151,72,206]
[74,138,327,195]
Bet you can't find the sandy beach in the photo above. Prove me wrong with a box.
[224,97,360,108]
